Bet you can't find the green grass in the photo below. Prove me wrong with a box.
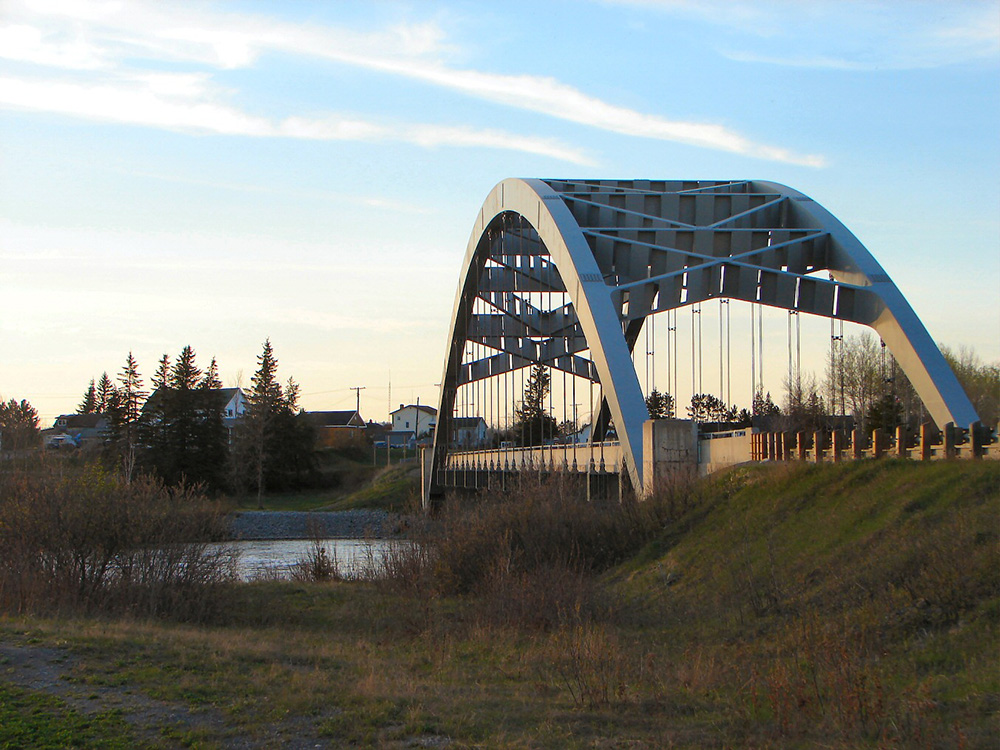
[231,447,419,512]
[0,683,135,750]
[2,460,997,747]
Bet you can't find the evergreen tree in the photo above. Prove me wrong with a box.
[513,364,557,446]
[645,388,675,419]
[96,372,115,413]
[107,352,147,482]
[241,339,284,507]
[202,357,223,390]
[78,379,98,414]
[687,393,737,423]
[0,398,40,452]
[233,341,316,503]
[140,346,226,492]
[151,354,171,390]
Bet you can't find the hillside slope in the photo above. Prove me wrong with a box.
[611,459,999,746]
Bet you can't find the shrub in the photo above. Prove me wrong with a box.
[0,461,236,621]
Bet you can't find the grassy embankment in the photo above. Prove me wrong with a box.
[1,459,997,748]
[234,446,420,512]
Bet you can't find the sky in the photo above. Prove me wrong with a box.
[1,0,998,426]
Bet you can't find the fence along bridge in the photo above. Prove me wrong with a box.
[423,179,991,507]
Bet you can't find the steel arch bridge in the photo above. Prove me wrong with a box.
[430,178,978,497]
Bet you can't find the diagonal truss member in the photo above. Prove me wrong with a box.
[432,178,978,496]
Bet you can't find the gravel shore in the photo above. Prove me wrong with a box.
[228,509,406,540]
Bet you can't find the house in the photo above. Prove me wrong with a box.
[42,413,110,449]
[389,403,437,447]
[452,416,488,448]
[303,410,366,448]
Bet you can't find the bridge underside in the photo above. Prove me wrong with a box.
[430,179,978,503]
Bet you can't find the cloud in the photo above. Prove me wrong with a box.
[604,0,1000,70]
[0,72,595,164]
[0,0,823,165]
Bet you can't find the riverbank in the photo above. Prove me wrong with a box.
[2,460,997,748]
[228,509,409,540]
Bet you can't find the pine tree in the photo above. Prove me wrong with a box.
[514,364,557,446]
[645,388,675,419]
[245,339,281,507]
[108,352,147,482]
[96,372,115,413]
[202,357,223,390]
[687,393,737,423]
[0,398,40,452]
[233,340,316,504]
[78,379,98,414]
[151,354,171,390]
[140,346,226,492]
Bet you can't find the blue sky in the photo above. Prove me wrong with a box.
[1,0,998,425]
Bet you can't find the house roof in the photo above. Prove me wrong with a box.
[143,386,244,412]
[453,417,486,428]
[304,410,365,427]
[391,404,438,416]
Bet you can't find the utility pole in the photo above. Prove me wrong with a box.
[351,386,366,418]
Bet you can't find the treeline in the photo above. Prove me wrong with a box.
[79,340,315,498]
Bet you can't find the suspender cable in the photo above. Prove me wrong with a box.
[750,302,756,403]
[758,302,764,395]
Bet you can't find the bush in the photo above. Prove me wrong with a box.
[0,461,236,621]
[377,474,701,630]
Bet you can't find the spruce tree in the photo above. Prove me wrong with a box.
[151,354,171,390]
[78,379,98,414]
[0,398,40,452]
[514,364,557,446]
[96,372,115,413]
[645,388,675,419]
[108,352,147,482]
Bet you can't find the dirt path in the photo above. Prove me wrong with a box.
[0,641,336,749]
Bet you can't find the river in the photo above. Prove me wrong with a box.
[209,538,410,581]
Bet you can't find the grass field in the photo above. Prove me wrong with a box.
[233,447,421,512]
[1,459,997,748]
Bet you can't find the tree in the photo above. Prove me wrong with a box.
[140,346,226,492]
[234,340,315,505]
[106,352,147,482]
[687,393,736,423]
[0,398,40,451]
[513,364,557,446]
[942,345,1000,428]
[784,372,826,433]
[825,333,881,433]
[151,354,171,390]
[752,389,781,417]
[867,393,903,433]
[78,380,98,414]
[645,388,675,419]
[96,372,115,413]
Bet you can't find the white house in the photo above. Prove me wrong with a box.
[389,403,437,446]
[452,416,489,448]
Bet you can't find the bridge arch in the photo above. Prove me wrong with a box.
[431,178,978,497]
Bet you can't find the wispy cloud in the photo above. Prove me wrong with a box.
[604,0,1000,70]
[0,0,823,166]
[0,72,595,165]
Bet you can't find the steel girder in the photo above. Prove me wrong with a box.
[432,178,978,497]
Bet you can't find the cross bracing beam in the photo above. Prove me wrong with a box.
[430,178,979,502]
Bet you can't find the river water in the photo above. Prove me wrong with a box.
[209,538,409,581]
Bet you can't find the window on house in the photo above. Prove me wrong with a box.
[405,421,410,428]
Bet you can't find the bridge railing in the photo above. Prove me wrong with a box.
[746,422,999,464]
[443,442,623,474]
